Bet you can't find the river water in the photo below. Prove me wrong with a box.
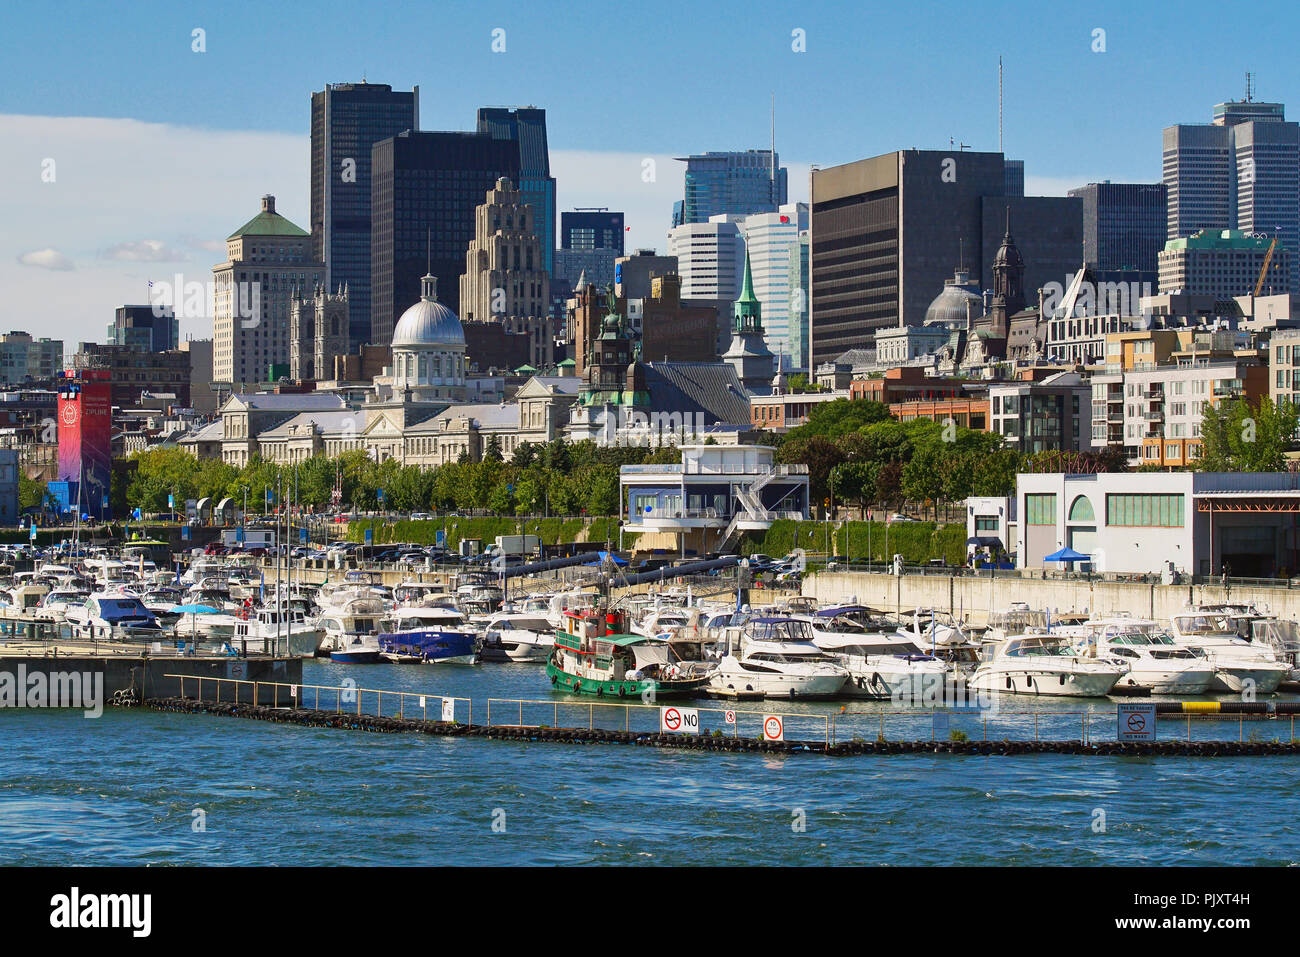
[2,660,1298,866]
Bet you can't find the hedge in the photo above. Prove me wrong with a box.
[346,516,620,549]
[743,519,966,565]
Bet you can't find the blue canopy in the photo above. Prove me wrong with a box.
[1043,547,1090,563]
[169,604,221,615]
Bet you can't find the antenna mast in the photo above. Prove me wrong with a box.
[998,56,1004,153]
[770,92,776,197]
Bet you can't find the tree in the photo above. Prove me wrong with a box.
[1199,396,1298,472]
[783,398,892,443]
[779,435,845,507]
[484,433,503,463]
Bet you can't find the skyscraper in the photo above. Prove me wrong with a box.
[738,202,808,361]
[213,195,322,385]
[1163,94,1299,292]
[666,215,746,302]
[1068,182,1168,278]
[809,149,1082,366]
[310,82,419,350]
[369,130,520,346]
[476,107,556,274]
[108,305,178,353]
[673,150,788,226]
[561,209,625,254]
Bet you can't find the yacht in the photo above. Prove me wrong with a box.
[377,606,478,664]
[1055,618,1214,695]
[33,585,91,622]
[480,612,555,663]
[708,617,849,700]
[230,607,325,658]
[1168,608,1287,694]
[330,633,383,664]
[799,609,951,701]
[64,592,165,642]
[317,598,386,656]
[967,634,1126,697]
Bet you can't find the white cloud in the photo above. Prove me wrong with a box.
[17,248,73,271]
[99,239,189,263]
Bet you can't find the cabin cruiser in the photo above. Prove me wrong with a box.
[377,606,478,664]
[1168,608,1287,694]
[64,593,165,642]
[34,585,91,622]
[546,604,711,697]
[330,633,383,664]
[708,617,848,699]
[1054,618,1215,695]
[799,609,951,701]
[480,612,555,663]
[230,607,324,658]
[317,598,386,655]
[4,574,51,615]
[967,634,1126,697]
[392,581,448,607]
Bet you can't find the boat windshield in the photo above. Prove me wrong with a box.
[1003,637,1071,657]
[1253,619,1300,652]
[745,618,815,644]
[1175,615,1234,636]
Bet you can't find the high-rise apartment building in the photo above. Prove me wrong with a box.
[476,107,556,274]
[787,229,810,369]
[369,130,520,346]
[1158,229,1291,299]
[310,82,419,350]
[212,195,323,385]
[666,215,746,302]
[809,149,1082,366]
[1163,95,1299,292]
[673,150,788,226]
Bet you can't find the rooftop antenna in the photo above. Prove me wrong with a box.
[770,92,776,196]
[998,56,1004,153]
[426,228,431,274]
[1245,71,1254,103]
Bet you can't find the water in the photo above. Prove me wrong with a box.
[2,660,1299,865]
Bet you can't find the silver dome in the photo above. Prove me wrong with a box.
[392,274,465,347]
[922,270,982,329]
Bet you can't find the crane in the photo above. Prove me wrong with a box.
[1254,236,1278,297]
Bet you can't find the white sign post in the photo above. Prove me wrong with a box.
[763,715,784,742]
[659,706,700,734]
[441,697,456,722]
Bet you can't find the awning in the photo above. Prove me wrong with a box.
[1044,546,1090,563]
[632,644,670,669]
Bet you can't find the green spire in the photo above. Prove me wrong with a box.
[733,248,763,334]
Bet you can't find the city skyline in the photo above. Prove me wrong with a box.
[3,0,1294,346]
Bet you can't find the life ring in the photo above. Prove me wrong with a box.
[572,679,581,691]
[550,673,558,685]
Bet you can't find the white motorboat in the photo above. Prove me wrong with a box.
[1055,618,1215,695]
[64,592,165,642]
[1168,608,1287,694]
[481,612,555,662]
[708,616,848,699]
[330,632,383,664]
[317,598,386,655]
[968,634,1126,698]
[799,610,951,701]
[230,607,324,658]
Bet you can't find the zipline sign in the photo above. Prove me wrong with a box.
[1117,703,1156,742]
[660,706,699,733]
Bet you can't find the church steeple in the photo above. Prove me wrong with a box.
[733,249,764,335]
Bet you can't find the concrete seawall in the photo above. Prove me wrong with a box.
[804,571,1300,624]
[0,655,301,703]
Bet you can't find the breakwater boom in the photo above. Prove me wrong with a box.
[144,675,1300,758]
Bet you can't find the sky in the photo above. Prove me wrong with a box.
[2,0,1297,348]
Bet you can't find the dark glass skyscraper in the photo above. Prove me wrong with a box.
[673,150,788,225]
[561,210,625,254]
[109,305,178,353]
[476,107,556,274]
[1068,182,1168,276]
[369,131,520,346]
[310,82,419,349]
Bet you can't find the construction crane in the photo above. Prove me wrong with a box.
[1254,236,1278,297]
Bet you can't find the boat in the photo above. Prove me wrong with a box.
[481,612,555,662]
[707,617,849,700]
[1167,607,1287,694]
[967,634,1126,698]
[377,606,478,664]
[800,609,952,700]
[330,633,383,663]
[546,604,710,698]
[230,607,325,658]
[1054,617,1215,695]
[64,592,165,642]
[317,598,386,656]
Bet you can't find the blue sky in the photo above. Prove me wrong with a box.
[2,0,1295,345]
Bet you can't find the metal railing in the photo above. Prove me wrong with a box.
[165,674,471,724]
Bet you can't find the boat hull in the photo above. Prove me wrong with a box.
[545,661,707,699]
[330,650,382,664]
[969,667,1120,697]
[379,630,478,665]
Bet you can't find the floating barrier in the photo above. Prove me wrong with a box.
[145,696,1300,757]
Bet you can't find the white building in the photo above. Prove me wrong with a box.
[666,214,745,302]
[738,202,807,360]
[1011,471,1300,577]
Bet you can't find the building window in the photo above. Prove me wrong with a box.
[1067,495,1094,523]
[1026,493,1056,525]
[1105,493,1185,527]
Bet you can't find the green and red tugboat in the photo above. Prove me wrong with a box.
[547,604,710,699]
